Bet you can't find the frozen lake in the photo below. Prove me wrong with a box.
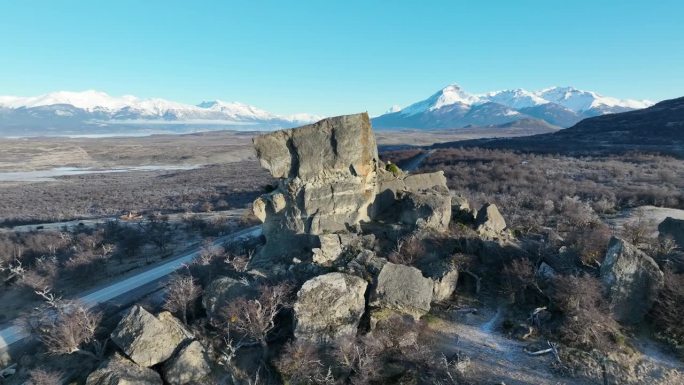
[0,165,199,182]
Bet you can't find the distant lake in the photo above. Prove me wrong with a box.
[0,165,199,182]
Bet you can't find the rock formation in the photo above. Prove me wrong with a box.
[251,113,452,262]
[252,113,379,259]
[202,276,254,321]
[110,306,190,367]
[600,237,664,323]
[293,272,368,342]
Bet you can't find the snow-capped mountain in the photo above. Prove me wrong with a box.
[372,84,654,130]
[0,90,322,137]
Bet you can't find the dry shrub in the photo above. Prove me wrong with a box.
[25,297,103,358]
[334,335,385,385]
[388,234,426,265]
[568,223,612,266]
[222,282,293,358]
[501,258,536,302]
[26,368,64,385]
[275,340,335,385]
[552,275,621,351]
[649,270,684,348]
[163,273,202,325]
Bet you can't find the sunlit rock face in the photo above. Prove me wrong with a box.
[252,113,379,259]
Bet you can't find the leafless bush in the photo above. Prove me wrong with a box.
[334,336,384,385]
[26,368,64,385]
[25,293,103,358]
[502,258,536,302]
[621,209,656,246]
[163,273,202,324]
[551,275,621,351]
[388,234,426,265]
[567,223,612,267]
[649,270,684,348]
[222,282,293,359]
[275,340,335,385]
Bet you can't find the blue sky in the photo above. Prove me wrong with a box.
[1,0,682,116]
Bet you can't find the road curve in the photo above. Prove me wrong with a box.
[0,225,261,351]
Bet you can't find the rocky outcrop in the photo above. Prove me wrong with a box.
[202,277,254,321]
[86,353,162,385]
[162,341,211,385]
[294,272,368,342]
[475,203,507,238]
[370,262,433,320]
[659,217,684,248]
[600,237,664,323]
[110,306,190,367]
[252,113,379,259]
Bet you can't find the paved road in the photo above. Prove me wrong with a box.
[402,149,436,171]
[0,225,261,351]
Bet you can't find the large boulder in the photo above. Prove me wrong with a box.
[373,170,452,232]
[398,186,451,232]
[202,277,254,321]
[86,353,162,385]
[370,262,433,320]
[252,113,379,259]
[294,272,368,342]
[110,306,190,367]
[600,237,664,323]
[659,217,684,248]
[475,203,507,238]
[418,260,459,302]
[162,341,212,385]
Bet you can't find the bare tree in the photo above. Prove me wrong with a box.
[26,289,104,359]
[163,273,202,325]
[222,282,292,360]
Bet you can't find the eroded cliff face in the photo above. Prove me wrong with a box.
[252,113,379,258]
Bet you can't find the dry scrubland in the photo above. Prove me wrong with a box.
[2,128,684,385]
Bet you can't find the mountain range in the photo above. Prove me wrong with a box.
[433,96,684,157]
[0,90,321,137]
[0,86,655,137]
[372,84,654,130]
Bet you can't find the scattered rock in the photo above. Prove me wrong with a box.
[86,353,162,385]
[659,217,684,248]
[370,262,433,320]
[162,341,211,385]
[202,277,254,321]
[110,306,189,367]
[475,203,507,237]
[294,272,368,342]
[600,237,664,323]
[536,262,557,281]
